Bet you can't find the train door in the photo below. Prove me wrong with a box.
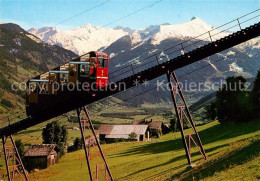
[40,73,49,94]
[80,54,90,75]
[60,64,69,84]
[68,63,77,83]
[40,81,48,94]
[28,81,38,103]
[48,73,58,94]
[96,54,108,88]
[90,57,97,78]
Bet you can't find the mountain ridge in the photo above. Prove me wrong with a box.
[28,17,222,55]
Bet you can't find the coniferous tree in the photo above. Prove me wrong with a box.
[252,71,260,117]
[42,121,68,157]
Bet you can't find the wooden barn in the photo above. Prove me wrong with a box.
[24,144,58,171]
[98,125,150,142]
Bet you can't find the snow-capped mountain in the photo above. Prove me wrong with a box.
[105,17,258,77]
[28,17,226,55]
[115,17,227,47]
[101,19,259,105]
[150,17,227,45]
[28,24,128,55]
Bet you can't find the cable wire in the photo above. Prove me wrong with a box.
[1,10,259,129]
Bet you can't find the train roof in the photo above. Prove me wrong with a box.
[27,51,108,82]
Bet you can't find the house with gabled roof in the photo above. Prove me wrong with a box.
[97,125,150,142]
[24,144,58,171]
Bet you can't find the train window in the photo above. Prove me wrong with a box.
[98,58,108,68]
[49,73,57,83]
[60,74,68,83]
[40,82,48,94]
[92,58,97,68]
[80,64,90,77]
[103,59,108,68]
[99,58,103,68]
[30,82,37,93]
[69,64,77,76]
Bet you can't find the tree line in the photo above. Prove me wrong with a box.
[206,71,260,123]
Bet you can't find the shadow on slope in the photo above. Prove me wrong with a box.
[176,137,260,181]
[110,120,260,158]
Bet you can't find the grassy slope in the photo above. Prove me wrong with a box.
[20,119,260,181]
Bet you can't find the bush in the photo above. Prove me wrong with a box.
[170,118,188,132]
[55,142,65,157]
[150,129,162,138]
[170,118,178,132]
[100,141,106,144]
[73,137,83,150]
[204,103,217,120]
[128,132,137,140]
[68,137,83,153]
[67,145,75,152]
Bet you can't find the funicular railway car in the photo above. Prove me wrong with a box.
[26,51,109,116]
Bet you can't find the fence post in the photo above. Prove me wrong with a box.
[131,64,135,75]
[155,55,160,65]
[181,43,185,55]
[237,18,242,30]
[208,31,212,42]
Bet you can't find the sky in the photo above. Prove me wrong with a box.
[0,0,259,30]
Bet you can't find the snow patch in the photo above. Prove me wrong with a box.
[127,56,142,65]
[206,59,224,77]
[229,62,243,73]
[115,63,122,68]
[130,33,142,44]
[110,53,116,58]
[208,60,218,72]
[148,49,158,54]
[226,51,236,56]
[25,34,42,43]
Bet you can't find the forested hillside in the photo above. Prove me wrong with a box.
[0,23,77,113]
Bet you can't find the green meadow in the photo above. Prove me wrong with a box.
[20,119,260,181]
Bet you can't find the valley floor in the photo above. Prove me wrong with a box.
[19,120,260,181]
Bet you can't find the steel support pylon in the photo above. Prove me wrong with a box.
[2,135,29,181]
[166,70,207,166]
[76,107,113,181]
